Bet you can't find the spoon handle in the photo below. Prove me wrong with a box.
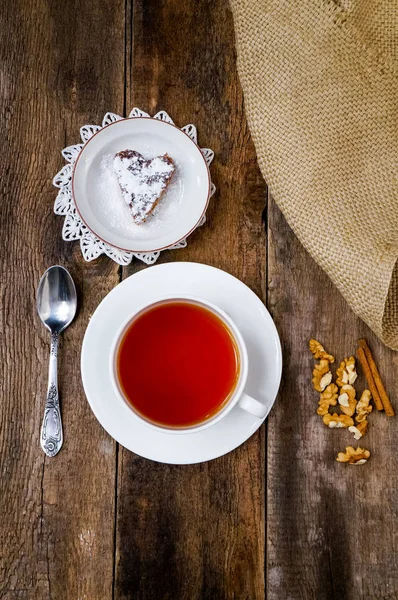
[40,332,63,457]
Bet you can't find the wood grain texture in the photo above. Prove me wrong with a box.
[115,1,267,599]
[267,196,398,600]
[0,0,124,598]
[3,1,397,599]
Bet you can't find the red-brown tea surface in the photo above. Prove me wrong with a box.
[117,301,239,427]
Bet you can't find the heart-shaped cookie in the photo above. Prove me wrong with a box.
[113,150,175,225]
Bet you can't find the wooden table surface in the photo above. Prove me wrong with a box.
[1,1,398,599]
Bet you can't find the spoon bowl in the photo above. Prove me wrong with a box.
[37,266,77,333]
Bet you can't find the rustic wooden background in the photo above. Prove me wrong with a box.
[1,1,397,599]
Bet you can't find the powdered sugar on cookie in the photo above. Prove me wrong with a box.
[113,150,175,224]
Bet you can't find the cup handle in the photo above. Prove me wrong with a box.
[237,393,267,419]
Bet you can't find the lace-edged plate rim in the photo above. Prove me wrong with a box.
[53,109,216,266]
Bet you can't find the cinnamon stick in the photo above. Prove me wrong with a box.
[358,339,395,417]
[356,346,384,411]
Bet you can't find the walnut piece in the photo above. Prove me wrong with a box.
[309,339,335,363]
[317,383,338,416]
[338,392,349,407]
[338,384,356,417]
[312,359,333,392]
[356,420,368,437]
[336,446,370,464]
[348,425,362,440]
[355,390,372,423]
[323,413,354,428]
[336,356,358,387]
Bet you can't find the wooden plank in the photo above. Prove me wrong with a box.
[0,1,125,598]
[267,197,398,599]
[115,1,268,599]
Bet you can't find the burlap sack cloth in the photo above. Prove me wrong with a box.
[230,0,398,349]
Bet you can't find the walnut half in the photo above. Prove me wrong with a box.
[323,413,354,428]
[312,359,333,392]
[317,383,338,416]
[309,339,335,363]
[336,356,358,387]
[356,390,372,423]
[336,446,370,464]
[338,385,357,417]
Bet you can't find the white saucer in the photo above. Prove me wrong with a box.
[72,118,211,253]
[81,263,282,464]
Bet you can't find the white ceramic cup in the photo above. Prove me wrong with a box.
[109,295,266,434]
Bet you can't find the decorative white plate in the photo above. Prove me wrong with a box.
[53,109,215,266]
[81,262,282,464]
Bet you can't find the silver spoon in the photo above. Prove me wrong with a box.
[37,266,77,457]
